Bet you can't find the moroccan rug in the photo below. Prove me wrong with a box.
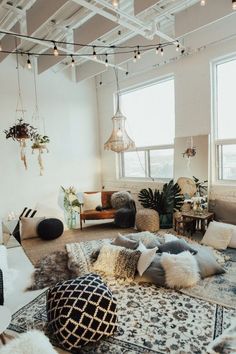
[8,282,236,354]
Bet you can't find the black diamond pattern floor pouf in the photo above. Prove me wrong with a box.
[46,273,117,351]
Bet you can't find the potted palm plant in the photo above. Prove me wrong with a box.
[138,180,184,228]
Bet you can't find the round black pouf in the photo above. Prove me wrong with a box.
[37,218,64,240]
[115,207,136,228]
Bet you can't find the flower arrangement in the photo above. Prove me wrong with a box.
[61,186,81,213]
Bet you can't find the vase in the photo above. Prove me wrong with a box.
[66,210,77,229]
[160,213,173,229]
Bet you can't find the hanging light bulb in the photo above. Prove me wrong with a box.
[53,42,59,56]
[233,0,236,10]
[27,54,32,69]
[105,54,109,67]
[93,46,97,60]
[112,0,119,8]
[71,55,75,67]
[176,41,180,52]
[133,50,137,63]
[156,46,160,55]
[200,0,206,6]
[160,47,164,56]
[104,69,135,153]
[137,46,141,59]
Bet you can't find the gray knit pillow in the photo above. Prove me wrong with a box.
[111,191,132,209]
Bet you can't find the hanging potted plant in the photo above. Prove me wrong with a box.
[31,134,50,150]
[138,180,184,228]
[4,118,37,141]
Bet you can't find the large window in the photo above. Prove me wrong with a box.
[214,58,236,181]
[120,77,175,180]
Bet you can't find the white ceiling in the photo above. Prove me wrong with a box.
[0,0,235,81]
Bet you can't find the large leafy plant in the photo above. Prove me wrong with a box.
[138,180,184,215]
[192,176,208,196]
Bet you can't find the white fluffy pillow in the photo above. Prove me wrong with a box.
[83,192,102,211]
[136,241,158,276]
[201,221,233,250]
[208,221,236,249]
[161,251,200,289]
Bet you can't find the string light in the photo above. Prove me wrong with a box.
[27,54,32,69]
[200,0,206,6]
[133,50,137,63]
[112,0,119,8]
[93,46,97,60]
[105,54,109,67]
[176,41,180,52]
[161,47,164,56]
[71,54,75,67]
[53,42,59,56]
[137,46,141,59]
[233,0,236,10]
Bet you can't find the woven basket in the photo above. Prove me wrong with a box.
[135,209,160,232]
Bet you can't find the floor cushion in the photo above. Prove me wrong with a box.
[158,239,198,255]
[114,207,136,228]
[135,254,166,287]
[201,221,232,250]
[46,273,117,351]
[37,218,64,240]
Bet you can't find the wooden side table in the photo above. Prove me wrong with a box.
[181,211,214,235]
[0,306,11,345]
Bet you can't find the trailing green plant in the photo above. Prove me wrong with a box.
[4,118,37,141]
[192,176,208,196]
[32,134,50,149]
[138,180,184,215]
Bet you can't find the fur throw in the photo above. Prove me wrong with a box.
[111,191,132,209]
[161,251,200,289]
[0,330,57,354]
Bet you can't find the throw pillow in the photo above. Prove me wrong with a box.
[136,241,158,276]
[161,251,200,289]
[0,329,58,354]
[37,218,64,240]
[206,221,236,249]
[111,191,132,209]
[111,234,139,249]
[158,240,198,255]
[193,244,225,278]
[93,243,141,280]
[83,192,102,211]
[46,274,117,351]
[20,217,45,240]
[135,255,166,287]
[125,231,161,248]
[201,222,233,250]
[12,207,37,243]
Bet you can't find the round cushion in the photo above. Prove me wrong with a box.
[111,191,132,209]
[46,273,117,351]
[37,218,64,240]
[115,208,136,228]
[135,209,160,232]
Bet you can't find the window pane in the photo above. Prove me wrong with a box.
[120,78,175,147]
[150,149,174,179]
[217,60,236,139]
[219,144,236,180]
[123,151,146,178]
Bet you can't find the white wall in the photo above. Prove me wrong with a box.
[0,56,101,218]
[96,36,236,201]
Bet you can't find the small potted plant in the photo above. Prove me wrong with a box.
[31,134,50,150]
[4,118,37,141]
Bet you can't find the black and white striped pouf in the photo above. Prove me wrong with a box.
[46,273,117,351]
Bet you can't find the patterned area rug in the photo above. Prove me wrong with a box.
[8,283,236,354]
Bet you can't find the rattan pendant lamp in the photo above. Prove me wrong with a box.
[104,69,135,153]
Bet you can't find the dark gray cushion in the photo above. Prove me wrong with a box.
[111,234,139,249]
[193,244,225,278]
[135,255,165,287]
[158,240,197,255]
[209,199,236,225]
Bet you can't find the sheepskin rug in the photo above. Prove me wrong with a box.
[161,251,200,289]
[0,330,57,354]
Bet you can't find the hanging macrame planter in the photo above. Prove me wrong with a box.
[31,134,50,175]
[4,118,37,170]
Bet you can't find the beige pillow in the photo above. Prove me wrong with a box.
[20,217,45,240]
[201,221,233,250]
[83,192,102,211]
[136,241,158,276]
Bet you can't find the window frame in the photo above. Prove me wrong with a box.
[118,75,175,181]
[212,54,236,184]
